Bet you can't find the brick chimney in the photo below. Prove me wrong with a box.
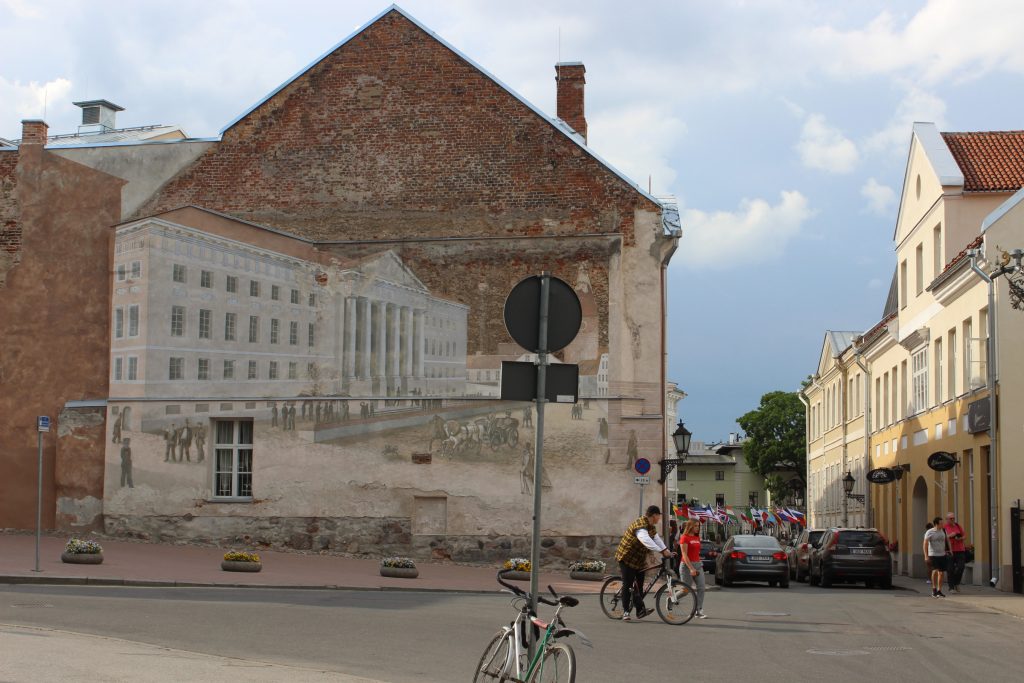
[555,62,586,143]
[20,119,49,145]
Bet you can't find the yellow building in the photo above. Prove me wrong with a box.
[804,124,1024,591]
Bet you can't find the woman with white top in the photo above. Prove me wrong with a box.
[923,516,951,598]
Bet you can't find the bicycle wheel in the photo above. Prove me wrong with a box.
[655,582,696,625]
[527,642,576,683]
[598,576,624,619]
[474,629,513,682]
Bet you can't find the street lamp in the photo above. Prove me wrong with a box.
[659,421,691,484]
[789,479,804,508]
[843,471,865,503]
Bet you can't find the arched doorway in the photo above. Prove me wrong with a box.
[912,476,928,578]
[121,406,132,432]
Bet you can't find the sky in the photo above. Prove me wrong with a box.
[3,0,1024,444]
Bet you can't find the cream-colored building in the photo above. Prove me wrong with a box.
[803,124,1024,591]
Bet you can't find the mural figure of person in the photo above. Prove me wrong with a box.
[369,402,375,417]
[625,429,639,471]
[120,438,133,488]
[194,423,206,463]
[301,401,307,420]
[341,401,350,421]
[271,402,279,428]
[112,414,123,444]
[288,405,297,430]
[179,418,193,462]
[164,423,177,462]
[315,402,322,424]
[522,406,532,427]
[598,417,609,444]
[360,402,368,419]
[521,443,552,493]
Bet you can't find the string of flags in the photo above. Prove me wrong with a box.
[671,503,805,527]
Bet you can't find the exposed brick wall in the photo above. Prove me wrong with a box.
[555,63,587,141]
[135,10,657,246]
[0,152,19,288]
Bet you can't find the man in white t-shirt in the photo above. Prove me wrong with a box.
[923,516,951,598]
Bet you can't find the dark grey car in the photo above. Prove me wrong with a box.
[809,528,892,589]
[787,528,826,582]
[715,535,789,588]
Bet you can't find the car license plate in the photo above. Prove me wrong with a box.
[852,548,871,555]
[749,556,770,562]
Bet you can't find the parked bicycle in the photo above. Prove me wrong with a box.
[474,570,591,682]
[599,559,696,625]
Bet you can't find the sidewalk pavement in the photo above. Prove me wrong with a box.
[0,623,384,682]
[891,573,1024,620]
[0,533,608,595]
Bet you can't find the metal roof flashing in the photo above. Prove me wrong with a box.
[218,4,662,208]
[914,122,964,187]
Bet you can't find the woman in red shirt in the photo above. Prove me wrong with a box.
[679,520,707,619]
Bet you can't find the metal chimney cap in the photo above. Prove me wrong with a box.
[72,100,125,112]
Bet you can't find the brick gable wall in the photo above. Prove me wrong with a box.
[0,152,18,288]
[135,11,656,244]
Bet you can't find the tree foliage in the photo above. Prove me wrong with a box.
[737,391,806,500]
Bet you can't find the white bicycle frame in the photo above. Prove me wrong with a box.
[498,596,584,681]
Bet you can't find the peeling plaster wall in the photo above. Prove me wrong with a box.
[55,406,106,531]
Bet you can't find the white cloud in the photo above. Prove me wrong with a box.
[676,191,814,269]
[861,178,897,216]
[796,113,859,173]
[864,85,947,158]
[588,105,687,194]
[0,77,73,136]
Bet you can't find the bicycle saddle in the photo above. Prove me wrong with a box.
[558,596,579,607]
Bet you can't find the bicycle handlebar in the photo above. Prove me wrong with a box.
[494,570,561,607]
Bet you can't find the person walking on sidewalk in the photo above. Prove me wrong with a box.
[924,516,952,598]
[615,505,674,621]
[944,512,967,592]
[678,520,707,619]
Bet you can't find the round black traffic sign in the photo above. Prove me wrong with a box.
[503,275,582,353]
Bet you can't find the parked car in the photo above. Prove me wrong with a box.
[788,528,827,582]
[715,535,789,588]
[700,540,720,573]
[809,528,892,589]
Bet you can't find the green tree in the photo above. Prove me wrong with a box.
[737,391,806,502]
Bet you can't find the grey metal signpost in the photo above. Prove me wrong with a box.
[501,272,581,659]
[35,415,50,572]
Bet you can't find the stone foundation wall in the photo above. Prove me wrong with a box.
[104,514,619,567]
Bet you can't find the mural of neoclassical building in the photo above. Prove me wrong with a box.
[2,8,679,564]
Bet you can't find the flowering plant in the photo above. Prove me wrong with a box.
[568,559,606,573]
[65,538,103,554]
[381,557,416,569]
[503,557,531,572]
[223,551,261,562]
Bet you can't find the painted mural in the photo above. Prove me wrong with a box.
[103,208,657,560]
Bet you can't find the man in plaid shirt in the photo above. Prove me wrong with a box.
[615,505,674,620]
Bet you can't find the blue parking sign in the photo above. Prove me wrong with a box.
[37,416,50,433]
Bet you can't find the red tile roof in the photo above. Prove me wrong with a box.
[941,234,984,275]
[942,131,1024,192]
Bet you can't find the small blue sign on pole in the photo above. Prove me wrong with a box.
[37,416,50,433]
[634,458,651,475]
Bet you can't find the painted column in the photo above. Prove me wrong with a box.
[413,309,425,377]
[359,297,372,380]
[402,306,414,378]
[387,303,400,391]
[344,297,357,379]
[372,301,385,378]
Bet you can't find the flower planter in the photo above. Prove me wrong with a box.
[221,560,262,572]
[569,570,603,582]
[504,571,531,581]
[61,552,103,565]
[380,566,419,579]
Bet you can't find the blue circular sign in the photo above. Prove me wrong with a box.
[634,458,651,475]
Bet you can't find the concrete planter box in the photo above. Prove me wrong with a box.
[569,570,603,582]
[380,566,419,579]
[504,571,531,581]
[221,560,262,572]
[61,552,103,565]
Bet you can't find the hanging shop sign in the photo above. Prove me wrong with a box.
[927,451,959,472]
[867,468,896,484]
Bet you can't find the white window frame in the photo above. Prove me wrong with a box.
[248,316,259,343]
[128,305,140,337]
[289,321,298,345]
[288,362,297,380]
[114,307,124,339]
[130,261,141,279]
[247,360,257,380]
[225,312,236,341]
[249,280,260,297]
[199,309,212,339]
[113,357,123,381]
[200,270,213,288]
[127,356,138,381]
[198,358,210,380]
[212,419,253,500]
[226,275,238,293]
[269,361,278,380]
[308,322,315,347]
[270,318,279,344]
[223,359,234,380]
[291,289,300,305]
[171,305,185,337]
[912,348,929,414]
[172,264,187,283]
[116,263,127,282]
[169,357,184,380]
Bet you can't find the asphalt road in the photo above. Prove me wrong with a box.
[2,580,1022,682]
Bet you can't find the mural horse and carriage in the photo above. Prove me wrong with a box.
[428,413,520,458]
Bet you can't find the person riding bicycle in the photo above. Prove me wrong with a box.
[615,505,674,621]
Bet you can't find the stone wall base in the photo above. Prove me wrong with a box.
[103,514,619,567]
